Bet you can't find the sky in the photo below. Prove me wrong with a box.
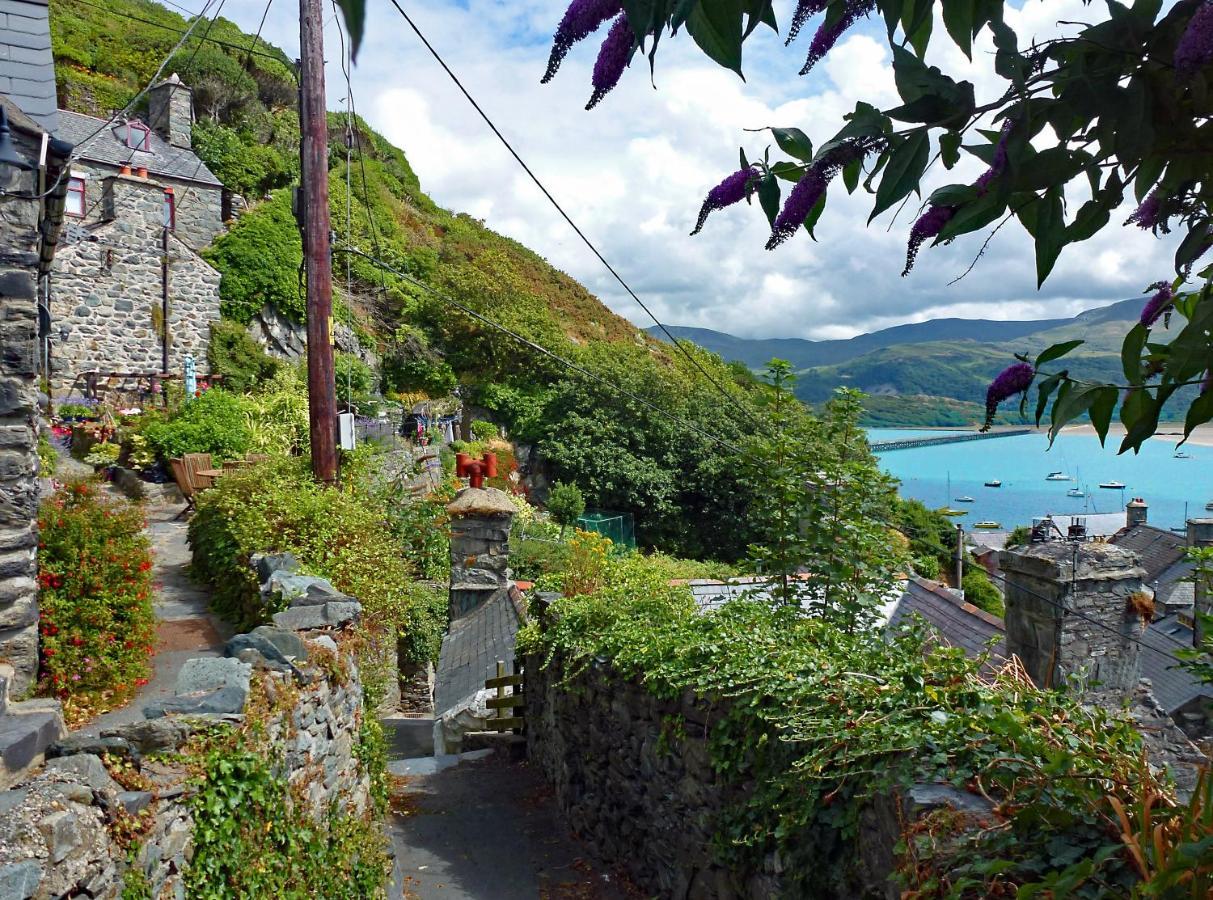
[205,0,1179,340]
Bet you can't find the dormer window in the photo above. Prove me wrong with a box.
[124,121,151,151]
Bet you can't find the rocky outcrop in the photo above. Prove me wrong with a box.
[248,303,378,370]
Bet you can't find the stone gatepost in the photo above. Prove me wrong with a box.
[999,541,1147,700]
[446,487,515,620]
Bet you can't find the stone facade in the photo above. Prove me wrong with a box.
[249,302,380,369]
[51,173,221,392]
[147,74,192,151]
[0,118,52,692]
[1000,541,1147,697]
[0,569,371,898]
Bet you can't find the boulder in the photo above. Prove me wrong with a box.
[43,754,121,796]
[272,600,361,632]
[254,552,300,585]
[46,735,133,761]
[103,719,191,754]
[144,686,248,719]
[174,657,251,696]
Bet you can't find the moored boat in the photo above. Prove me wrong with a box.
[1099,481,1126,490]
[1046,471,1070,481]
[974,521,1002,529]
[984,480,1002,488]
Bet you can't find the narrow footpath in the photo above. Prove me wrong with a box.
[80,504,231,735]
[387,750,631,900]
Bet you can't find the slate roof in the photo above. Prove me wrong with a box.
[0,0,58,133]
[434,588,524,717]
[1141,614,1212,715]
[887,576,1007,663]
[1110,524,1195,611]
[56,109,222,187]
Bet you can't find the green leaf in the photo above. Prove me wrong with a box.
[333,0,365,60]
[1050,382,1105,443]
[1121,323,1147,384]
[869,130,929,223]
[1184,389,1213,440]
[1089,385,1118,445]
[1032,189,1066,287]
[942,0,976,58]
[939,131,961,169]
[1035,340,1084,369]
[842,157,861,193]
[1175,223,1212,271]
[770,161,805,183]
[771,127,813,162]
[686,0,745,75]
[757,173,780,227]
[1034,372,1064,425]
[936,191,1006,242]
[802,190,827,238]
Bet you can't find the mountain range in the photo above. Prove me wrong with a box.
[649,299,1144,426]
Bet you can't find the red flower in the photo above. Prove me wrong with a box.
[138,560,152,572]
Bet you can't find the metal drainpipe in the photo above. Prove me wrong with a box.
[161,226,170,374]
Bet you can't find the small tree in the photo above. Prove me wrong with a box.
[547,481,586,536]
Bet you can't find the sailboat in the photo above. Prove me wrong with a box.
[1067,467,1085,498]
[1046,471,1071,481]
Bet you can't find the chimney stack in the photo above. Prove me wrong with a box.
[1126,497,1148,529]
[1187,518,1213,648]
[147,73,193,149]
[999,541,1147,704]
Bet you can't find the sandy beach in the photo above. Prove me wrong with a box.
[1060,422,1213,447]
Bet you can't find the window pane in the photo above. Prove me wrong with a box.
[163,192,174,229]
[66,178,85,217]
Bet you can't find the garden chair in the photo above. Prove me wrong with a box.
[183,453,215,491]
[245,454,270,464]
[169,458,197,518]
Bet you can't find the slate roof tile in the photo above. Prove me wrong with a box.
[55,109,222,186]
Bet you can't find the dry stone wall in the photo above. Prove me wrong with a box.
[51,173,221,393]
[0,564,370,899]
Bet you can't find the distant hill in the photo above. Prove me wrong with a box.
[650,299,1146,425]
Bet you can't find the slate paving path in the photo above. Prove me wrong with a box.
[79,503,233,735]
[387,751,633,900]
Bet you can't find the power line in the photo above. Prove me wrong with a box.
[335,243,741,454]
[384,0,758,418]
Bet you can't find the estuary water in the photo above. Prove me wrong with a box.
[869,429,1213,532]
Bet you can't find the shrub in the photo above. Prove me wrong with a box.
[246,368,310,455]
[188,458,447,678]
[204,190,304,325]
[962,567,1005,617]
[83,441,120,467]
[546,481,585,534]
[470,419,498,442]
[208,320,281,394]
[37,434,56,476]
[144,388,253,462]
[37,480,155,723]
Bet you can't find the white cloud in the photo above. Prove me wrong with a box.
[214,0,1178,340]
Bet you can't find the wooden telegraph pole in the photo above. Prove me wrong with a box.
[299,0,338,482]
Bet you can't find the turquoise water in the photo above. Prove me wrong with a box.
[869,429,1213,531]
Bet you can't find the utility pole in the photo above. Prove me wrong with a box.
[954,523,964,589]
[299,0,337,482]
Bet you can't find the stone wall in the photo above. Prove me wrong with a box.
[1000,541,1147,698]
[525,651,990,900]
[67,161,224,252]
[447,487,515,620]
[248,302,380,369]
[51,172,221,392]
[0,567,371,898]
[0,128,45,691]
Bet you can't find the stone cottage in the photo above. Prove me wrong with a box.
[0,0,72,691]
[48,74,225,394]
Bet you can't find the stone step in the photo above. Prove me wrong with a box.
[0,708,66,789]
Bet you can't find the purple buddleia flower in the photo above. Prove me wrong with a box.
[586,13,635,110]
[691,167,758,235]
[974,119,1014,194]
[764,136,884,250]
[1140,281,1174,327]
[984,362,1035,428]
[1126,188,1168,233]
[902,205,956,276]
[786,0,829,45]
[542,0,623,84]
[766,170,828,249]
[800,0,875,75]
[1176,1,1213,76]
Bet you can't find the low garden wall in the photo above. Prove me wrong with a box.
[525,651,978,899]
[0,563,386,898]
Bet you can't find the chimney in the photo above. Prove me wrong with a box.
[1126,497,1148,529]
[1187,518,1213,648]
[446,486,515,621]
[999,541,1147,704]
[147,73,193,149]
